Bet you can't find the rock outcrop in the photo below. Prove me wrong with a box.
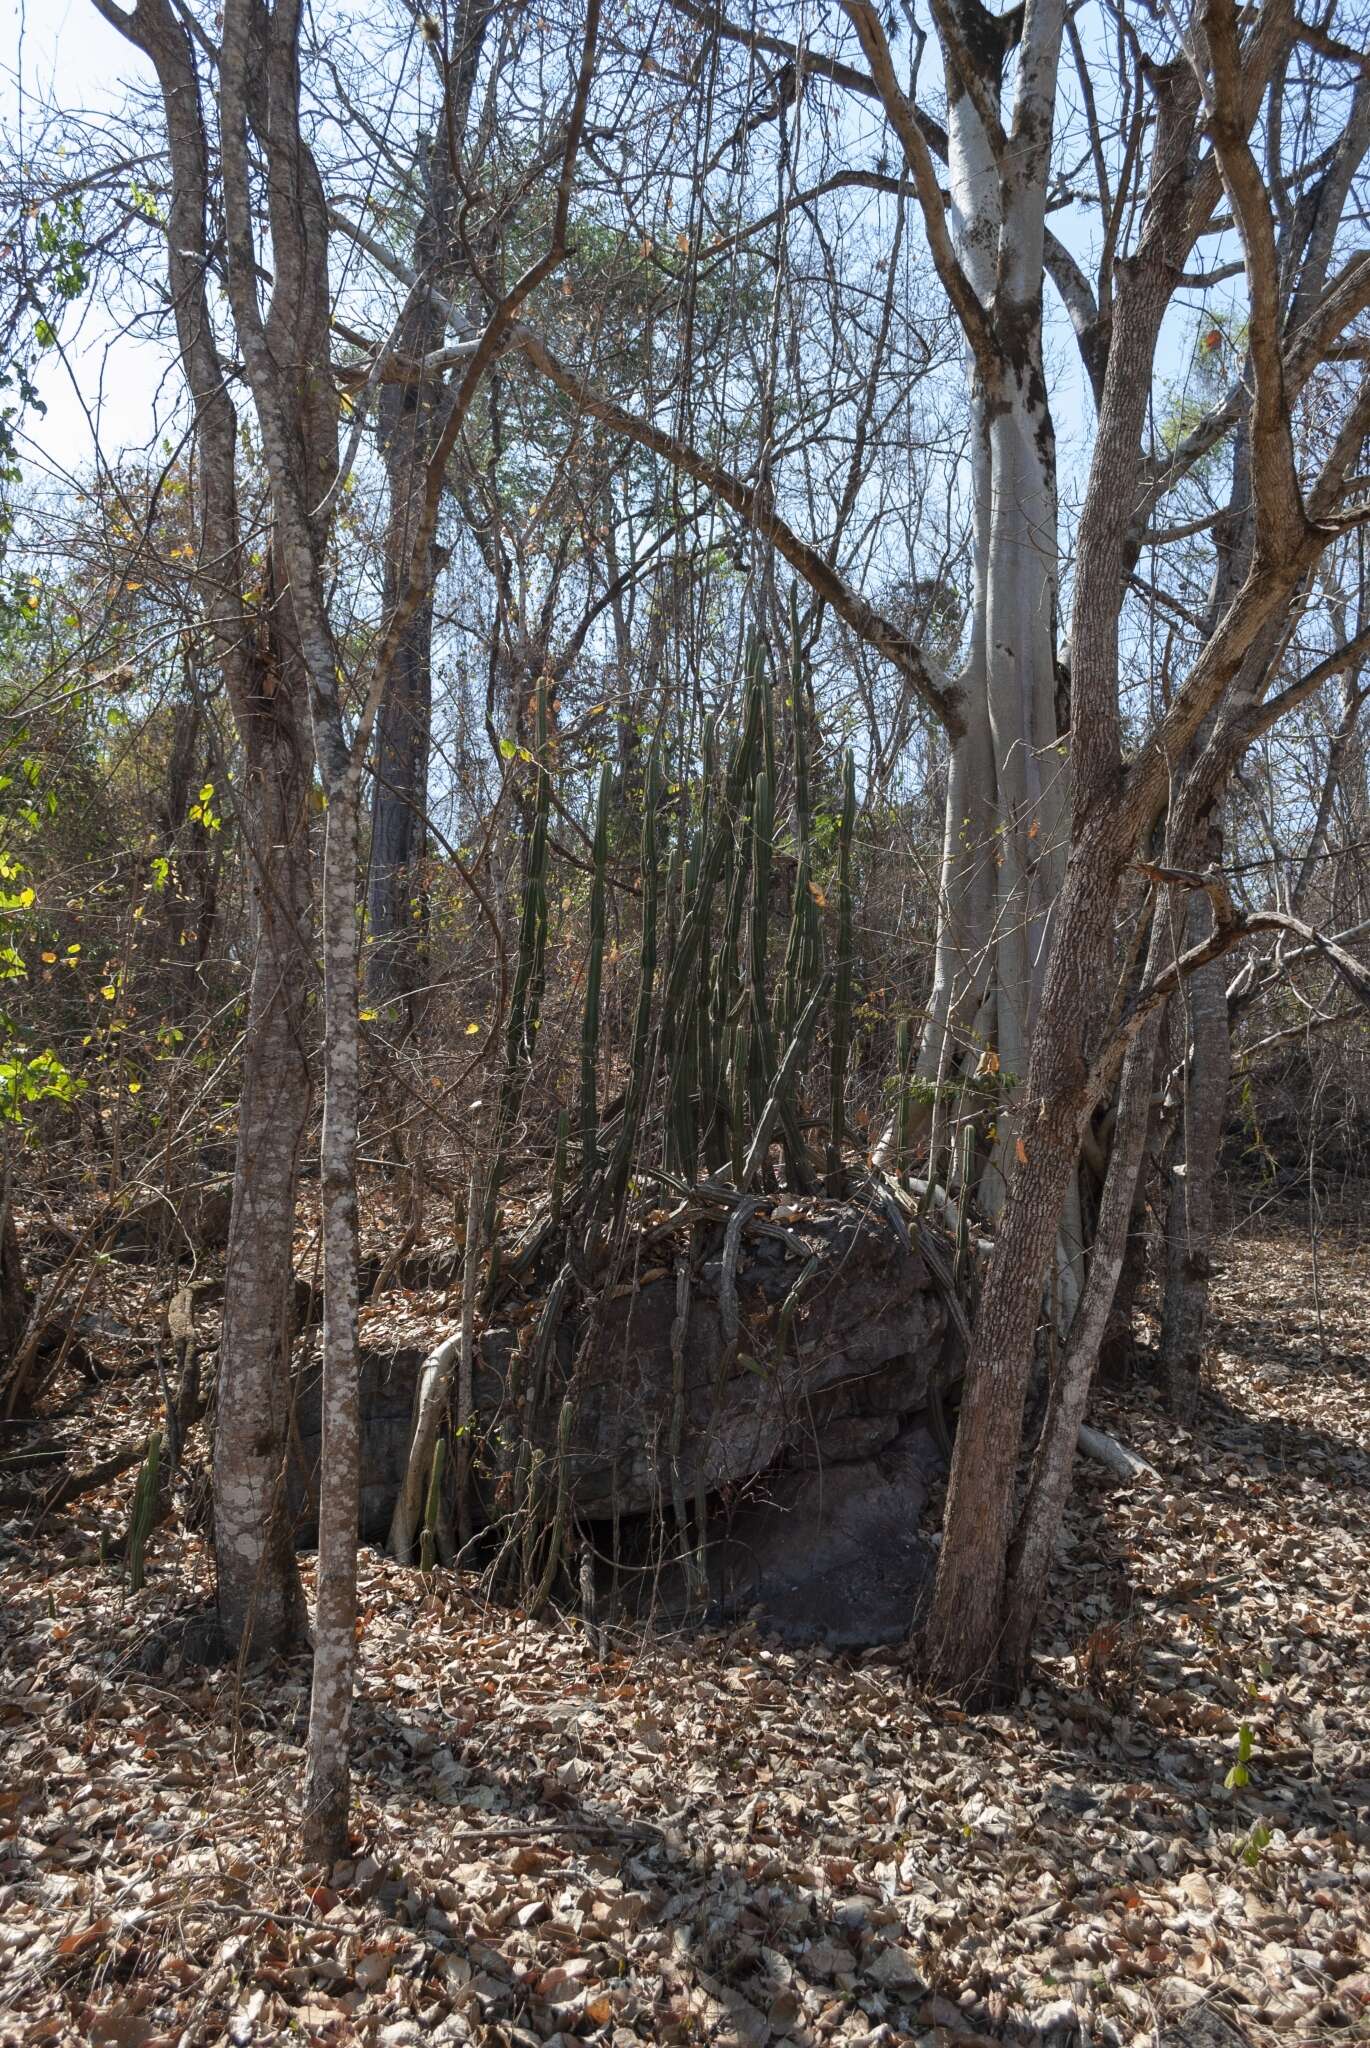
[289,1200,960,1645]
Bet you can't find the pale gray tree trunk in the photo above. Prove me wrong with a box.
[848,0,1083,1308]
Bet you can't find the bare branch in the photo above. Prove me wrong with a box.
[840,0,1000,386]
[508,327,966,737]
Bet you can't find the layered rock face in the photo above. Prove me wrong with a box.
[290,1204,959,1645]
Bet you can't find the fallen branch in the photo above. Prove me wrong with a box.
[0,1443,144,1515]
[1077,1424,1158,1482]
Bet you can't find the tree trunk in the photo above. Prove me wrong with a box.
[301,792,362,1865]
[87,0,315,1663]
[0,1166,28,1374]
[367,612,432,1024]
[213,695,312,1660]
[1161,943,1231,1423]
[366,149,452,1025]
[1001,996,1166,1673]
[923,837,1110,1692]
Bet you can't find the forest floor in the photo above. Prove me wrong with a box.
[0,1205,1367,2048]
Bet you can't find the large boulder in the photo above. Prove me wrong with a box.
[553,1203,949,1517]
[706,1418,945,1645]
[288,1200,959,1644]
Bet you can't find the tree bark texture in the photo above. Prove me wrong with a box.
[87,0,317,1658]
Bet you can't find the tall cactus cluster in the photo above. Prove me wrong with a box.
[582,626,851,1230]
[478,621,858,1279]
[463,620,860,1603]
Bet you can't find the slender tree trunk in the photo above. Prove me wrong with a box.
[301,791,362,1864]
[1161,943,1230,1423]
[214,689,313,1659]
[367,156,449,1023]
[872,1,1078,1312]
[367,604,432,1020]
[84,0,316,1660]
[0,1159,28,1375]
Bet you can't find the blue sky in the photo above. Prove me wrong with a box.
[3,0,1241,549]
[4,0,167,477]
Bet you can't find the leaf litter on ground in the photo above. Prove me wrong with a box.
[0,1211,1367,2047]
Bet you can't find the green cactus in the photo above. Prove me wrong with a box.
[828,748,856,1182]
[485,672,554,1255]
[599,744,662,1233]
[580,762,611,1196]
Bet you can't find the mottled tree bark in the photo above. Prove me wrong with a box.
[215,679,313,1658]
[303,791,362,1859]
[1001,995,1167,1674]
[88,0,313,1659]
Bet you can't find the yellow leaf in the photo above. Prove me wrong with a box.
[100,984,116,1000]
[359,1008,378,1022]
[127,1080,141,1094]
[465,1021,480,1035]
